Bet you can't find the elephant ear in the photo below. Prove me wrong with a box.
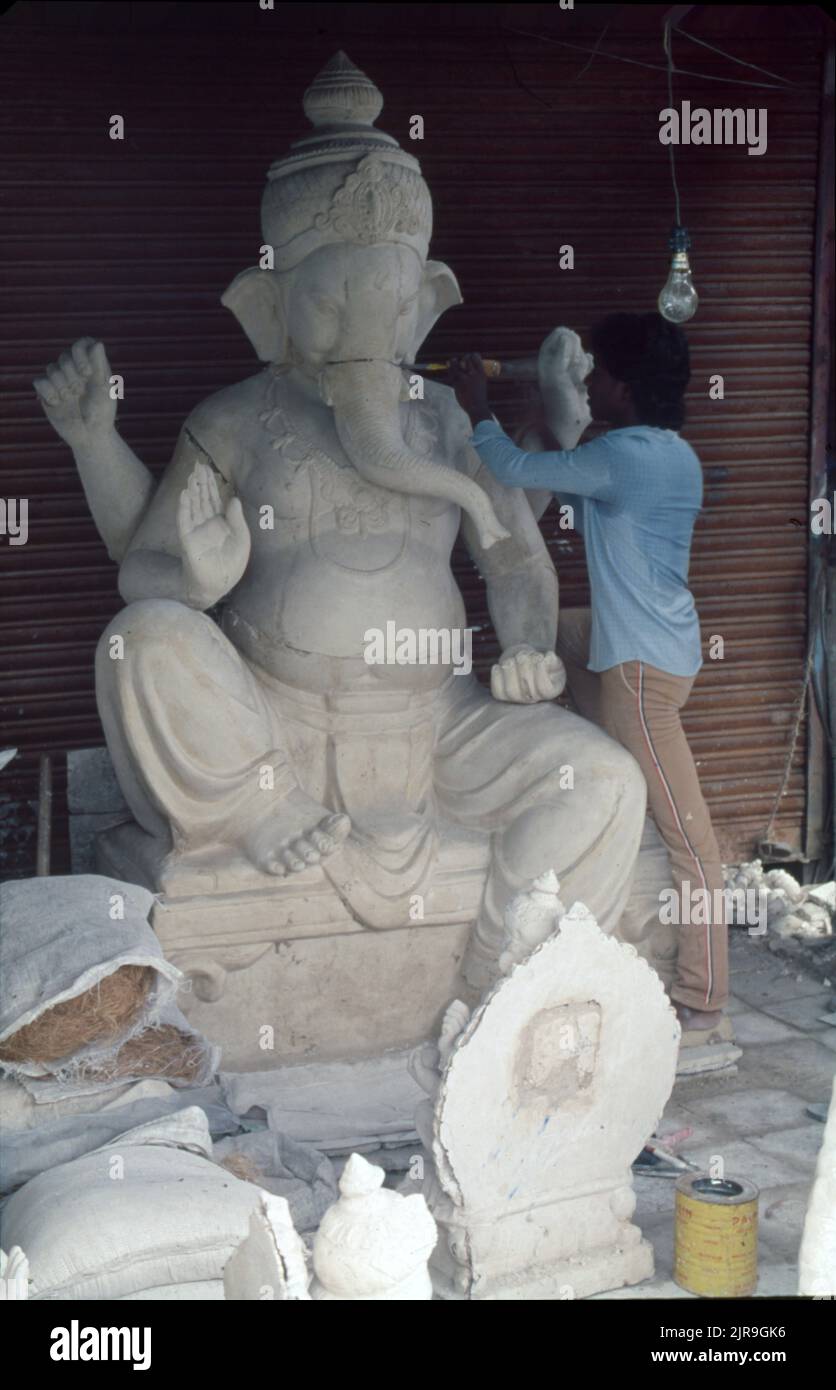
[221,267,287,363]
[409,260,463,360]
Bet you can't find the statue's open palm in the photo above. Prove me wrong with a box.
[33,338,117,447]
[177,462,251,608]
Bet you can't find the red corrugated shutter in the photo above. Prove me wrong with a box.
[0,3,827,873]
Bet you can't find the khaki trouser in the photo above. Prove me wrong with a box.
[557,608,729,1012]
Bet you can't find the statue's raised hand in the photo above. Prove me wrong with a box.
[177,462,251,608]
[491,644,567,704]
[538,327,593,449]
[33,338,117,448]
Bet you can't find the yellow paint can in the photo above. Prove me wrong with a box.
[674,1174,759,1297]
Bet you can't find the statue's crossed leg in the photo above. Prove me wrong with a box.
[97,597,647,986]
[96,598,349,873]
[431,677,647,990]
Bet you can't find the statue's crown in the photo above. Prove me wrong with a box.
[262,53,431,269]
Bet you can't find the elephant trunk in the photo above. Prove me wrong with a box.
[320,361,509,550]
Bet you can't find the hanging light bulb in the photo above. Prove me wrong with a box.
[658,225,699,324]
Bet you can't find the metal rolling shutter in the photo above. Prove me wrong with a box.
[0,4,826,874]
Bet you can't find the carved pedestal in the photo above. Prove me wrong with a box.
[97,819,488,1069]
[97,814,677,1071]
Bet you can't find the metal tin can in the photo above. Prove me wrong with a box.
[674,1173,759,1297]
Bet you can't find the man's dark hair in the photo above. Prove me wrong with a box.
[590,312,690,430]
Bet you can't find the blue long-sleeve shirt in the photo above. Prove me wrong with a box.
[470,418,704,676]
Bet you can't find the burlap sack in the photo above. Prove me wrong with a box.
[1,1108,263,1300]
[0,875,217,1089]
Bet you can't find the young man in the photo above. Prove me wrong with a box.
[448,312,729,1034]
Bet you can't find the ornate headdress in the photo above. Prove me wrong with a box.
[262,52,432,270]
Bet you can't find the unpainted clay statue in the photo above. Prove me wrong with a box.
[34,52,650,1045]
[311,1152,437,1300]
[798,1077,836,1297]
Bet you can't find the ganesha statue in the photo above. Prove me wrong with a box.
[34,54,656,1063]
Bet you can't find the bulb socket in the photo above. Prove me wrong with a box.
[669,225,692,253]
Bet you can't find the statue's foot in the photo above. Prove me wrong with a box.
[240,790,351,877]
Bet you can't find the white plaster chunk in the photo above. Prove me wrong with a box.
[764,868,806,904]
[808,882,836,912]
[798,1077,836,1297]
[224,1192,311,1301]
[724,861,833,938]
[311,1152,437,1300]
[0,1246,29,1300]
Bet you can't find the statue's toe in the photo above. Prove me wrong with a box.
[293,838,320,864]
[324,813,351,840]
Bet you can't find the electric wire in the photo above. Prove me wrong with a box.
[501,26,798,92]
[664,22,682,228]
[672,25,795,87]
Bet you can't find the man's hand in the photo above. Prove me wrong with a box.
[447,353,491,423]
[33,338,118,449]
[491,643,567,703]
[177,461,251,608]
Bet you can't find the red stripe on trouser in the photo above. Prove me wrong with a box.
[635,663,714,1007]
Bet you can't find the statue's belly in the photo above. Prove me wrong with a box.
[224,547,470,691]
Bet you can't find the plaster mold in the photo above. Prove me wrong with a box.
[418,894,680,1300]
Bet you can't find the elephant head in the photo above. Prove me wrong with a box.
[220,51,508,550]
[223,243,508,549]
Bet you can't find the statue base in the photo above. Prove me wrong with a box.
[96,816,676,1071]
[97,819,488,1070]
[431,1211,655,1301]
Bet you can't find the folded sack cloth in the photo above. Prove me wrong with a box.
[1,1086,245,1196]
[0,874,180,1082]
[220,1051,423,1153]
